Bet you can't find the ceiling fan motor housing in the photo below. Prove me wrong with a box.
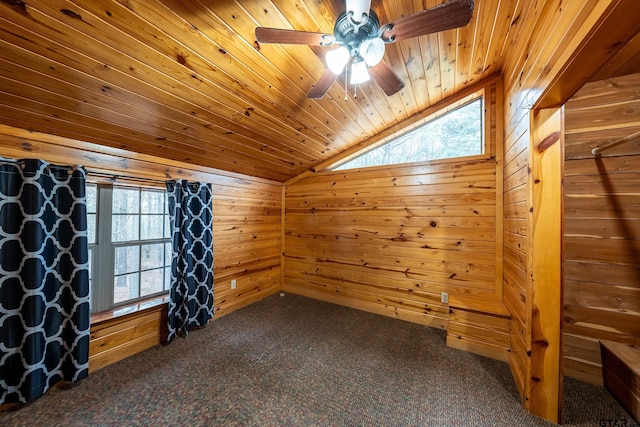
[333,10,380,58]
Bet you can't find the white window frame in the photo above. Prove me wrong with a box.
[88,183,171,313]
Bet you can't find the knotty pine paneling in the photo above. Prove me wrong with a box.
[89,304,167,372]
[0,0,521,182]
[563,72,640,385]
[499,2,631,415]
[502,110,529,402]
[0,123,282,370]
[284,80,509,357]
[447,307,511,361]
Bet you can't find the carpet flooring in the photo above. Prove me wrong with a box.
[1,293,637,426]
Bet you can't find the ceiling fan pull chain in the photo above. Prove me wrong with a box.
[344,71,348,101]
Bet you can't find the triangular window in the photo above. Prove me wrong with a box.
[333,97,483,170]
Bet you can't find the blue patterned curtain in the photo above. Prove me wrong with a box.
[0,159,90,404]
[166,180,213,342]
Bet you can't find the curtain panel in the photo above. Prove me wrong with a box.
[166,180,213,342]
[0,159,90,404]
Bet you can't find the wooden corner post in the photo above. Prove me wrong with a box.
[528,107,564,423]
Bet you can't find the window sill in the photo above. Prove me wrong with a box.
[91,295,170,326]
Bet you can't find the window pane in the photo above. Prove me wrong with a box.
[88,247,93,284]
[87,213,97,245]
[86,184,97,213]
[114,246,140,274]
[165,242,172,266]
[141,214,164,240]
[141,269,164,296]
[86,185,97,244]
[141,190,165,214]
[112,214,139,242]
[164,214,171,238]
[141,243,164,271]
[113,187,139,214]
[114,273,139,303]
[164,266,172,292]
[92,184,172,311]
[334,98,483,170]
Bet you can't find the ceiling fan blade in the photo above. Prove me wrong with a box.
[383,0,474,42]
[346,0,372,23]
[255,27,335,46]
[369,61,405,96]
[308,69,338,99]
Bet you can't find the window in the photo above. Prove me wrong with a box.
[333,97,484,170]
[87,184,172,313]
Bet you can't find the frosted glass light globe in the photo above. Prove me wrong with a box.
[360,38,385,67]
[326,46,351,75]
[350,59,370,84]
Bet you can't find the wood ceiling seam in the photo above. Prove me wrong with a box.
[255,0,385,124]
[375,0,412,120]
[0,54,316,169]
[77,3,338,157]
[250,0,396,129]
[0,124,285,186]
[0,84,299,177]
[18,0,336,162]
[101,0,344,150]
[0,104,292,180]
[0,19,324,175]
[0,0,522,182]
[0,20,320,179]
[187,0,371,142]
[472,0,497,79]
[155,0,364,148]
[455,5,476,87]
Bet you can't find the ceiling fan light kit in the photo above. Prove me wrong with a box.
[255,0,474,99]
[326,46,351,75]
[350,59,371,85]
[360,38,385,67]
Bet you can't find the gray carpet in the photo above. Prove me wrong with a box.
[1,293,637,426]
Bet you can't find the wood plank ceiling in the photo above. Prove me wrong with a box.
[0,0,518,182]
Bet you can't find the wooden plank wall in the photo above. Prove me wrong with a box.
[89,304,167,372]
[563,72,640,385]
[283,80,511,360]
[528,107,564,421]
[0,124,282,370]
[500,0,624,418]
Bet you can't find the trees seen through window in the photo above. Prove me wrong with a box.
[334,97,483,170]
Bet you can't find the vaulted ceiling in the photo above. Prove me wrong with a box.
[0,0,520,182]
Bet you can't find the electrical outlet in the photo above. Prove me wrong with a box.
[231,279,237,290]
[441,292,449,304]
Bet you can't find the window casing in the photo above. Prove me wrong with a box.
[87,184,171,313]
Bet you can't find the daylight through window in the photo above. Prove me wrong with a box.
[333,97,484,170]
[87,184,172,313]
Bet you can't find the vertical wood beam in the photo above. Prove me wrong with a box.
[494,78,505,303]
[281,185,286,291]
[528,107,564,423]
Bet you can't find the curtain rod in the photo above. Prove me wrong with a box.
[87,170,168,185]
[0,158,74,170]
[0,157,73,174]
[592,130,640,155]
[0,159,171,185]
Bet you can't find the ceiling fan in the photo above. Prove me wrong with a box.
[255,0,474,99]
